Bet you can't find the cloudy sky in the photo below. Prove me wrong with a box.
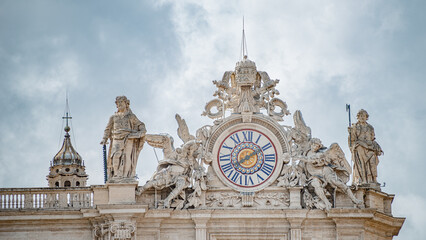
[0,0,424,238]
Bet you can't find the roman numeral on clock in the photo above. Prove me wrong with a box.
[221,163,233,173]
[264,154,276,162]
[262,142,272,151]
[245,175,254,186]
[255,134,262,144]
[260,163,274,175]
[222,144,233,151]
[242,131,253,142]
[230,133,241,145]
[219,154,230,161]
[256,173,264,183]
[230,171,240,183]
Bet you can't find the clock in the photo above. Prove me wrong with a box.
[211,121,285,192]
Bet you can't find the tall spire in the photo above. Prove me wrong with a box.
[240,17,248,60]
[62,96,72,133]
[47,96,88,188]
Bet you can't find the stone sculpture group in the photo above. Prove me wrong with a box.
[100,60,383,211]
[137,114,207,209]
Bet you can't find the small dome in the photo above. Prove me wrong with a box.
[53,131,83,166]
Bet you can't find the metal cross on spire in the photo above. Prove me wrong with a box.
[240,17,248,60]
[62,94,72,132]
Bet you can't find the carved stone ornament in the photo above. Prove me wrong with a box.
[110,222,136,240]
[205,191,289,208]
[203,56,290,122]
[93,220,136,240]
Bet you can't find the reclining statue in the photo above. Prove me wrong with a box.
[138,114,205,208]
[297,138,362,210]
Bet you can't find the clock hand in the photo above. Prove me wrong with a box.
[239,149,259,164]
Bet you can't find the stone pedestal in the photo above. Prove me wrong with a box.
[289,186,302,209]
[365,189,394,215]
[93,185,109,205]
[107,182,138,204]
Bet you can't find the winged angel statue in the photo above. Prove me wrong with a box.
[137,114,208,209]
[278,110,362,210]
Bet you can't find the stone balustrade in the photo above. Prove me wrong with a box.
[0,187,94,210]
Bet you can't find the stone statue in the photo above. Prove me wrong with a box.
[349,109,383,185]
[100,96,146,181]
[138,114,206,209]
[298,139,362,210]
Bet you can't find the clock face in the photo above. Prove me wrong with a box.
[215,127,281,191]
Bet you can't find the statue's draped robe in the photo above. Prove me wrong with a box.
[350,122,382,184]
[103,110,146,179]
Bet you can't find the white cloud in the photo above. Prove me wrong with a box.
[393,194,426,239]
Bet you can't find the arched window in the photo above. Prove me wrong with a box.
[64,181,71,187]
[55,182,59,187]
[76,181,80,187]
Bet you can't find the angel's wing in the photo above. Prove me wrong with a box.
[258,71,271,83]
[176,114,195,143]
[326,143,351,183]
[222,71,233,83]
[293,110,311,139]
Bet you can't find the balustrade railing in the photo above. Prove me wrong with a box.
[0,187,94,210]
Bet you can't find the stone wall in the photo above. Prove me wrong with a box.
[0,185,404,240]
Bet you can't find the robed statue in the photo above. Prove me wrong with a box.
[349,109,383,185]
[100,96,146,181]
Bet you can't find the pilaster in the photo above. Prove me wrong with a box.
[286,210,307,240]
[190,210,212,240]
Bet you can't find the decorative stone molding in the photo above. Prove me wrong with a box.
[203,57,290,122]
[110,221,136,240]
[205,189,289,209]
[93,220,136,240]
[241,192,254,207]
